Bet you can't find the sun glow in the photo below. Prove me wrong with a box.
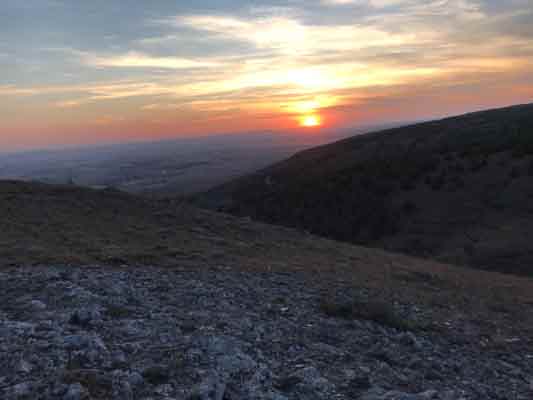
[300,115,321,127]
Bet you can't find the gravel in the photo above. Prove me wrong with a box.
[0,264,531,399]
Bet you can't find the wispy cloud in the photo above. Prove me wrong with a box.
[85,51,222,70]
[0,85,41,96]
[322,0,410,8]
[173,14,423,55]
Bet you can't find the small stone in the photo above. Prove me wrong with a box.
[64,334,107,352]
[111,350,127,368]
[439,391,458,400]
[360,366,371,374]
[360,388,440,400]
[127,371,144,388]
[263,394,289,400]
[289,366,332,393]
[30,300,47,311]
[63,383,89,400]
[398,332,423,350]
[218,352,256,376]
[112,378,133,400]
[16,360,33,374]
[155,384,174,396]
[189,372,226,400]
[64,335,89,350]
[69,307,102,327]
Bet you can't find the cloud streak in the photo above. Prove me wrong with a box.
[86,51,222,70]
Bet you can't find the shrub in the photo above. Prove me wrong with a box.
[470,158,488,172]
[105,304,133,319]
[509,166,521,179]
[430,175,445,191]
[142,366,171,385]
[464,243,475,257]
[400,180,416,191]
[320,295,414,331]
[449,175,466,191]
[402,200,418,215]
[62,370,112,398]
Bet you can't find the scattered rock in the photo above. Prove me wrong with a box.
[289,366,333,394]
[127,371,144,388]
[0,265,531,399]
[69,307,102,327]
[189,372,226,400]
[111,349,127,368]
[360,388,439,400]
[30,300,47,311]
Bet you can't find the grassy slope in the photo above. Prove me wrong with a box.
[1,179,533,340]
[201,103,533,276]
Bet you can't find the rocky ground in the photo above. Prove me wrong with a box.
[1,264,532,400]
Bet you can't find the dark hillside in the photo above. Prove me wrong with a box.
[201,103,533,276]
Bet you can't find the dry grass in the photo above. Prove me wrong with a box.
[1,180,533,341]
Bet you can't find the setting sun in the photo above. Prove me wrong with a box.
[300,115,321,127]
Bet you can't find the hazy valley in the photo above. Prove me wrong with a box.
[0,128,382,197]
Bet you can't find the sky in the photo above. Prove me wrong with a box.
[1,0,533,150]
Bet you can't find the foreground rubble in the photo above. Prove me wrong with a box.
[1,265,532,400]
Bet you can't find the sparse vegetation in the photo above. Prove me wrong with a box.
[62,369,113,398]
[320,294,416,331]
[142,366,171,385]
[105,305,133,319]
[401,200,418,215]
[509,166,521,179]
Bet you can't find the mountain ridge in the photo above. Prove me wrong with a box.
[201,102,533,276]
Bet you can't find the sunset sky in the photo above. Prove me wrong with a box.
[1,0,533,150]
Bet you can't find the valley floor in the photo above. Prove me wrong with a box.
[1,264,532,400]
